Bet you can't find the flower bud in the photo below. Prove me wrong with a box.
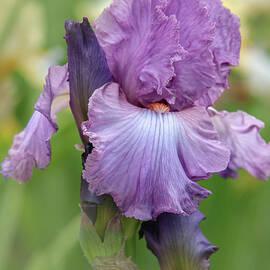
[140,211,218,270]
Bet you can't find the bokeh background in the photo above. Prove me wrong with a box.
[0,0,270,269]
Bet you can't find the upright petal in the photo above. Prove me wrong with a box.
[163,0,241,109]
[82,83,230,220]
[165,0,217,110]
[196,0,241,106]
[140,211,218,270]
[65,17,114,144]
[205,0,241,67]
[94,0,185,107]
[210,109,270,180]
[1,65,69,183]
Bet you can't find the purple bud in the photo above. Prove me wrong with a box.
[65,17,114,144]
[140,211,218,270]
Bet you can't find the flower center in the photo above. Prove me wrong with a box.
[147,103,170,113]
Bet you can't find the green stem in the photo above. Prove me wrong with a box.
[94,195,118,240]
[121,216,141,260]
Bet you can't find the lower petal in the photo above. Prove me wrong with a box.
[1,112,55,183]
[82,83,230,220]
[34,65,69,128]
[1,65,69,183]
[210,109,270,180]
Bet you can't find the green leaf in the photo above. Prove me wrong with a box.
[80,207,140,270]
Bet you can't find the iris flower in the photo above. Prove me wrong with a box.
[1,0,269,223]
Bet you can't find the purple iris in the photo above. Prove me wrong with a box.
[80,0,239,220]
[1,0,270,222]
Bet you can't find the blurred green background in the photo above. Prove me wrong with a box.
[0,0,270,269]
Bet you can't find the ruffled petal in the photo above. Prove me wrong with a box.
[1,65,69,183]
[205,0,241,67]
[140,211,218,270]
[165,0,217,109]
[94,0,185,107]
[1,112,55,183]
[82,82,230,220]
[94,0,240,110]
[196,0,241,106]
[209,109,270,180]
[34,65,69,128]
[164,0,241,109]
[65,17,114,143]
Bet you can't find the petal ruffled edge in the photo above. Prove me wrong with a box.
[209,108,270,181]
[94,0,241,109]
[165,0,217,110]
[206,0,241,67]
[196,0,241,107]
[1,65,69,183]
[82,82,229,220]
[166,0,241,108]
[34,65,69,129]
[94,0,185,107]
[1,112,55,183]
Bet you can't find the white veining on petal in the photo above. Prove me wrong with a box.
[82,82,230,220]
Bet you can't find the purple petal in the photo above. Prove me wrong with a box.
[167,0,241,109]
[165,0,217,110]
[82,82,230,220]
[1,65,69,183]
[94,0,185,107]
[1,112,55,183]
[210,109,270,180]
[65,18,114,143]
[140,210,218,270]
[206,0,241,67]
[35,65,69,128]
[196,0,241,106]
[195,86,224,108]
[218,167,238,179]
[95,0,241,110]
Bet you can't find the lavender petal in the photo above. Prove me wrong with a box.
[1,65,69,182]
[82,82,230,220]
[210,109,270,180]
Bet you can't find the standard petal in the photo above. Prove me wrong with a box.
[210,109,270,181]
[82,83,230,220]
[205,0,241,67]
[65,17,114,143]
[164,0,216,110]
[140,211,218,270]
[1,65,69,182]
[94,0,184,107]
[196,0,241,106]
[163,0,241,109]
